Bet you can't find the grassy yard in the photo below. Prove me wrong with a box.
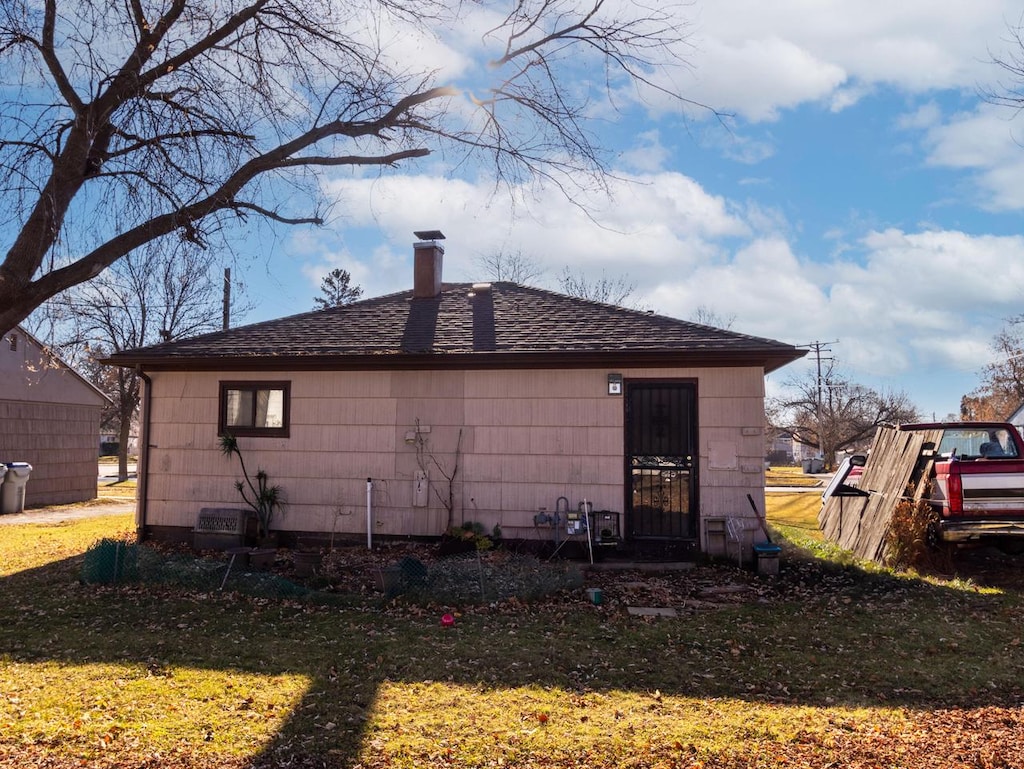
[97,479,137,499]
[1,499,1023,768]
[764,465,822,488]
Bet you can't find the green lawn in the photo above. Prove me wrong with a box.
[1,502,1023,768]
[765,465,822,488]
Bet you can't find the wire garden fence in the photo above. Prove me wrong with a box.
[80,538,585,605]
[377,552,584,602]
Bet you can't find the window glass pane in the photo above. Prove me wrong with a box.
[226,389,254,427]
[258,389,285,428]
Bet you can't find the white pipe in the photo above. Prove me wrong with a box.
[366,477,373,550]
[583,498,593,565]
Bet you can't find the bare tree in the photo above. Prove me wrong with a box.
[984,18,1024,112]
[769,370,920,468]
[0,0,711,333]
[48,242,229,479]
[690,304,736,330]
[558,267,638,307]
[475,250,544,284]
[313,268,363,310]
[962,318,1024,420]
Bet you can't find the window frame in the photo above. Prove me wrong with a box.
[218,380,291,438]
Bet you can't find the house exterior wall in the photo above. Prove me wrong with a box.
[0,329,107,506]
[141,365,767,550]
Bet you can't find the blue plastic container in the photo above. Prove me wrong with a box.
[753,542,781,575]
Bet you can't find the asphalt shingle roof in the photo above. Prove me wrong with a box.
[107,282,805,372]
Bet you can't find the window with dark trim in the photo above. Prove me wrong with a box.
[218,381,290,437]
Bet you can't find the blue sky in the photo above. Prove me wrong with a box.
[226,0,1024,421]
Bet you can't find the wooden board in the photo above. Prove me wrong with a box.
[818,426,942,562]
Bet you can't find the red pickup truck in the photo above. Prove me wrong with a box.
[914,422,1024,548]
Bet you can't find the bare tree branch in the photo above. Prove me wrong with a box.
[230,202,323,225]
[0,0,714,332]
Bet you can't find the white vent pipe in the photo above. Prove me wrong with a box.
[366,478,373,550]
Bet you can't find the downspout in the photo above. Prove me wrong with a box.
[136,368,152,543]
[366,478,373,550]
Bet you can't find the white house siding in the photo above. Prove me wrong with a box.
[141,365,766,548]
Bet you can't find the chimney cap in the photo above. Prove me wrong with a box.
[413,229,445,241]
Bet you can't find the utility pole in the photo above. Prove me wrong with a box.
[222,268,231,330]
[804,340,836,467]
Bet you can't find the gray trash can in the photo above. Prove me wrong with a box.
[1,462,33,514]
[802,458,824,474]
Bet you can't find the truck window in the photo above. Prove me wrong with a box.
[937,428,1018,459]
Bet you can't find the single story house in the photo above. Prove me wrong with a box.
[1,326,110,507]
[107,236,805,559]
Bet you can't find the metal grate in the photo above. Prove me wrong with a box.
[194,508,247,550]
[195,508,246,534]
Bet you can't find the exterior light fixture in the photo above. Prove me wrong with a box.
[607,373,623,395]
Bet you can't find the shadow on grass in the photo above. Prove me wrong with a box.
[1,537,1023,767]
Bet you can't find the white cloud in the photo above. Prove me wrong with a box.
[619,131,671,173]
[896,102,943,131]
[646,237,829,338]
[708,130,777,165]
[920,105,1024,211]
[801,228,1024,381]
[859,228,1024,302]
[682,37,848,122]
[669,0,1018,122]
[923,108,1019,169]
[318,171,748,285]
[827,85,869,113]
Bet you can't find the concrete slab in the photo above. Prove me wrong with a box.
[627,606,678,618]
[697,584,751,596]
[587,561,695,572]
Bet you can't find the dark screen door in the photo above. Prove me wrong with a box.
[625,382,697,539]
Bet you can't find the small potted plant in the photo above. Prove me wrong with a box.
[292,546,324,577]
[219,434,284,549]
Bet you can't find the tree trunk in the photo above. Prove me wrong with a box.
[117,416,132,482]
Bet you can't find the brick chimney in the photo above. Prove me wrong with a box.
[412,230,445,298]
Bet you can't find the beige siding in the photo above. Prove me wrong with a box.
[0,329,107,408]
[0,329,108,507]
[142,366,768,548]
[0,400,102,506]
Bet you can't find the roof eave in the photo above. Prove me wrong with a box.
[105,347,806,373]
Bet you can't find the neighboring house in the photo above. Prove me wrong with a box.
[765,430,796,465]
[100,429,139,457]
[0,326,110,507]
[1008,403,1024,437]
[107,236,805,559]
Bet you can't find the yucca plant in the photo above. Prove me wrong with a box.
[219,433,284,540]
